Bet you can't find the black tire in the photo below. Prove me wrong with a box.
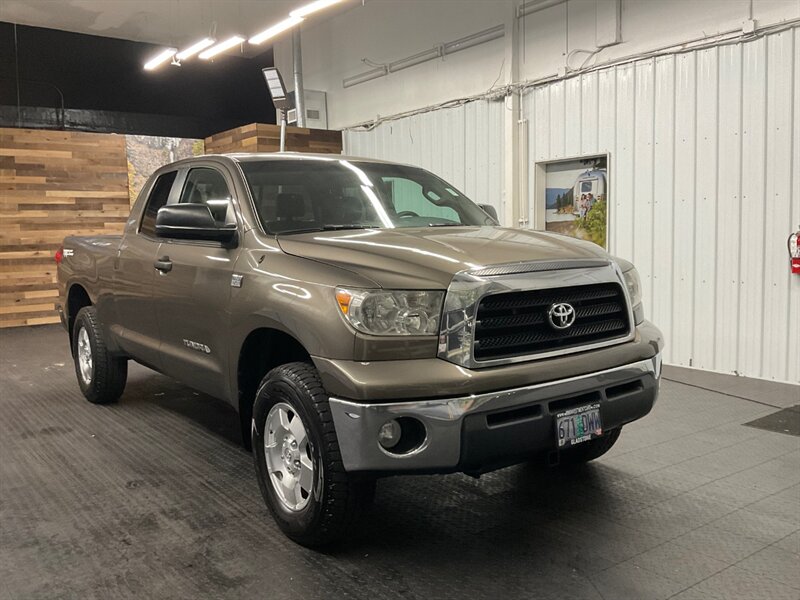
[252,362,374,547]
[559,428,622,466]
[72,306,127,404]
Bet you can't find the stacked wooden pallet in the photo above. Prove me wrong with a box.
[0,128,129,328]
[204,122,342,155]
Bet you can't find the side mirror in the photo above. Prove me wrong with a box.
[478,203,499,223]
[155,204,238,245]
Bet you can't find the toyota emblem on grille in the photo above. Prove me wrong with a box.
[547,303,576,330]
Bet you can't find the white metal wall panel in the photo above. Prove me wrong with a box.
[651,55,676,362]
[633,60,655,320]
[790,27,800,384]
[672,52,698,369]
[580,71,599,154]
[694,47,719,371]
[738,38,768,378]
[715,44,743,377]
[762,31,795,382]
[614,64,636,261]
[343,99,505,222]
[523,28,800,382]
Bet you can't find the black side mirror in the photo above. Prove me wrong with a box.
[478,203,499,223]
[155,204,238,245]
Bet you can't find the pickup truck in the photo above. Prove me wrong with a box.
[57,153,663,546]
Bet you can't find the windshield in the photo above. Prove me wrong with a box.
[238,158,496,234]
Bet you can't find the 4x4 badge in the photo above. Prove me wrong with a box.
[231,274,244,288]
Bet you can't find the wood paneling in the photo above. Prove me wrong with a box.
[204,122,342,155]
[0,127,129,328]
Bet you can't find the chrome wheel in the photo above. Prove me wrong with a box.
[264,402,314,512]
[77,327,93,385]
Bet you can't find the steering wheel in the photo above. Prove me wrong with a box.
[397,210,419,218]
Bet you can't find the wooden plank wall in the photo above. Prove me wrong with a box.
[204,122,342,154]
[0,128,129,328]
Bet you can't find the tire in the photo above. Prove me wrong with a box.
[251,362,374,547]
[72,306,127,404]
[559,427,622,466]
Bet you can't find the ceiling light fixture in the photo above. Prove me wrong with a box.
[176,37,215,60]
[249,16,304,45]
[289,0,344,19]
[199,35,245,59]
[144,47,177,70]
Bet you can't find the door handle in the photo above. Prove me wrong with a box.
[154,256,173,273]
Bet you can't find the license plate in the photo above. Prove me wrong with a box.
[555,403,603,447]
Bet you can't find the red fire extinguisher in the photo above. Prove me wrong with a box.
[790,226,800,275]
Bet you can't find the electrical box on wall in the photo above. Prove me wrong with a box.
[287,90,328,129]
[596,0,621,48]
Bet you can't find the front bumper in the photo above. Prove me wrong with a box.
[329,354,661,474]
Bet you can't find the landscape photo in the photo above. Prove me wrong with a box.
[544,156,608,248]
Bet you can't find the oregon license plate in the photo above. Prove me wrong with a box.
[555,403,603,447]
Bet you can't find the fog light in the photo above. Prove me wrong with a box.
[378,419,402,449]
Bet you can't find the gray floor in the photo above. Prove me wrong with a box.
[1,325,798,600]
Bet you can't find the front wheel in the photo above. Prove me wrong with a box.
[251,362,374,547]
[72,306,127,404]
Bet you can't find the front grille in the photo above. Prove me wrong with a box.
[473,282,629,361]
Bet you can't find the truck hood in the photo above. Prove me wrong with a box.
[277,226,609,288]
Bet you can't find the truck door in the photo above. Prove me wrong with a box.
[152,165,242,400]
[112,170,178,367]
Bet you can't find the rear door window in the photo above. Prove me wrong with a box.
[140,171,178,237]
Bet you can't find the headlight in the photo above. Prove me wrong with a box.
[335,288,444,336]
[622,266,644,323]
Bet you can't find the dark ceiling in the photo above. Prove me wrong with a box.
[0,21,277,138]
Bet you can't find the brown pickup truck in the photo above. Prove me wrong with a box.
[57,153,663,546]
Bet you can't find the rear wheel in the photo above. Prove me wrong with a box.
[559,428,621,465]
[252,362,374,547]
[72,306,127,404]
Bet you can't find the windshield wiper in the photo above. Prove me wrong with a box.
[427,223,464,227]
[277,224,376,235]
[320,224,375,231]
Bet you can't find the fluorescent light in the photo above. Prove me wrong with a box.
[176,38,215,60]
[290,0,343,18]
[144,47,177,70]
[249,16,304,45]
[199,35,245,59]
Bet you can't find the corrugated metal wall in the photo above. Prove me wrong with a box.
[342,28,799,384]
[343,99,506,223]
[523,28,799,383]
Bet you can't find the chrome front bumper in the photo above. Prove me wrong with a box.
[328,354,661,473]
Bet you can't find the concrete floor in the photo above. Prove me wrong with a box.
[1,325,798,600]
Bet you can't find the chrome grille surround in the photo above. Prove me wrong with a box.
[437,259,635,369]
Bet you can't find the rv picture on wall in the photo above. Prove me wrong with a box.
[544,155,607,248]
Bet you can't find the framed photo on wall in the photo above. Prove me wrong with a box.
[536,155,608,249]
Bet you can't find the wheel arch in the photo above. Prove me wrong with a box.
[236,327,311,450]
[66,283,92,342]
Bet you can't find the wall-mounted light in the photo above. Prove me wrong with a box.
[199,35,245,60]
[249,16,304,45]
[290,0,344,19]
[144,47,177,70]
[176,38,215,60]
